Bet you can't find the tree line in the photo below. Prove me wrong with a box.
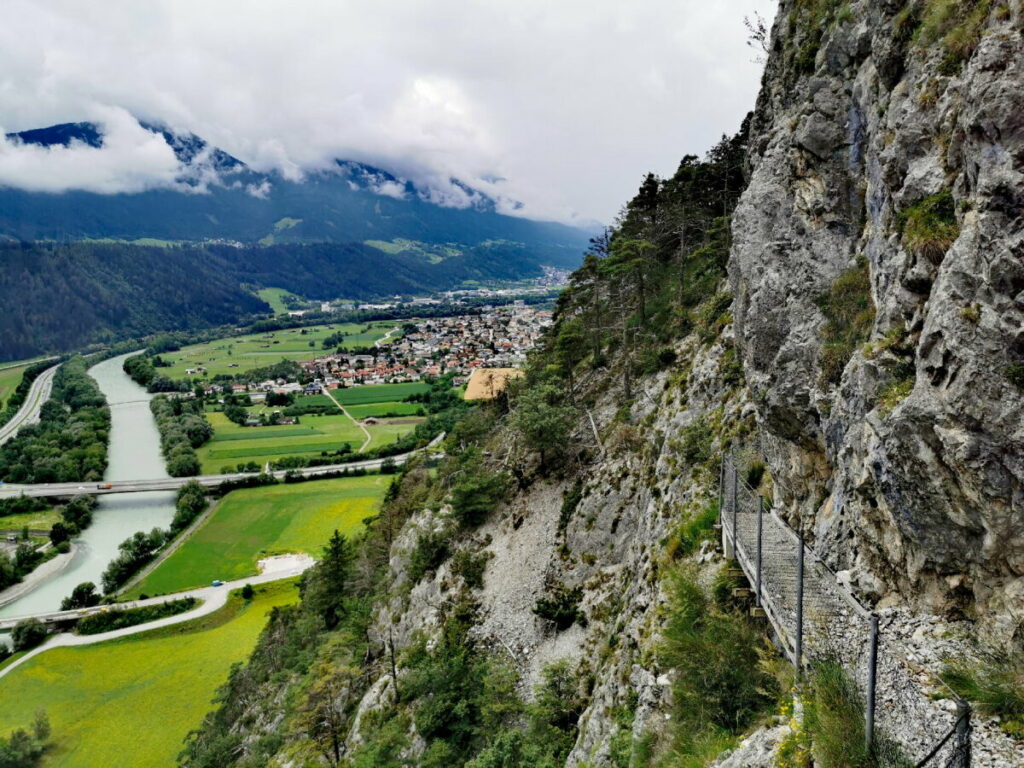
[0,357,110,483]
[150,396,213,477]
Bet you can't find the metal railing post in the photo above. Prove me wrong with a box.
[795,525,805,675]
[717,456,725,516]
[731,454,738,552]
[866,614,879,753]
[955,701,972,768]
[756,494,763,607]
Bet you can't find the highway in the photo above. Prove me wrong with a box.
[0,433,444,499]
[0,363,59,446]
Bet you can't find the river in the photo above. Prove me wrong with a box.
[0,353,176,618]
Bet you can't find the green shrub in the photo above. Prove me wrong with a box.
[678,418,713,465]
[451,549,490,590]
[408,528,451,582]
[11,618,47,652]
[533,584,586,630]
[451,470,510,528]
[816,257,876,385]
[75,598,196,635]
[558,481,584,533]
[659,565,776,745]
[898,189,959,261]
[1005,362,1024,390]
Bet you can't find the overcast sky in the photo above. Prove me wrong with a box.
[0,0,777,225]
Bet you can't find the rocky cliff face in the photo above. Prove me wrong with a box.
[730,0,1024,642]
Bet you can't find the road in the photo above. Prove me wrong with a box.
[0,364,59,446]
[0,433,444,499]
[0,560,313,681]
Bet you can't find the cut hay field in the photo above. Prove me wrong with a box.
[156,321,400,379]
[126,475,389,598]
[0,581,298,768]
[254,286,298,314]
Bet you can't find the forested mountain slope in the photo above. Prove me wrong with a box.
[0,238,562,361]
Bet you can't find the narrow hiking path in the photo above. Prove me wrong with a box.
[322,387,372,452]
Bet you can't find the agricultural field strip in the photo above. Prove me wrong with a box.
[0,564,311,682]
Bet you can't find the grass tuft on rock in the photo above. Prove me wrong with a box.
[898,188,959,262]
[944,650,1024,738]
[816,256,876,386]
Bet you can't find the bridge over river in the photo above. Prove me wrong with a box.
[0,434,443,500]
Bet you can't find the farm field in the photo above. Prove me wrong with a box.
[345,400,424,419]
[126,476,388,597]
[0,356,50,406]
[196,411,366,473]
[197,383,429,472]
[196,408,423,473]
[155,321,400,379]
[0,581,298,768]
[332,381,428,405]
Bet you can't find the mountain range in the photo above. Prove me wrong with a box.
[0,120,590,264]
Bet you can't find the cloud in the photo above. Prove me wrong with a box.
[0,0,778,221]
[0,106,183,194]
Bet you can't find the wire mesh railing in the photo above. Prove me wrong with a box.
[719,453,971,767]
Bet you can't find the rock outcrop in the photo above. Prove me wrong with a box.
[730,0,1024,642]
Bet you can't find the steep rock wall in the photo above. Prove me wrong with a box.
[730,0,1024,640]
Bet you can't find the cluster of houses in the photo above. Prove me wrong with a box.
[192,305,550,402]
[301,305,551,387]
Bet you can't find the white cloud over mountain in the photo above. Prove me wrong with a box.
[0,0,776,223]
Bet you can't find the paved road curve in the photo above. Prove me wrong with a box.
[0,364,59,446]
[0,560,313,681]
[0,433,444,499]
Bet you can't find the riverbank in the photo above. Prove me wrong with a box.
[0,354,177,618]
[0,543,78,610]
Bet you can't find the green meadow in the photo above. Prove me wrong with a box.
[156,320,399,379]
[345,400,423,418]
[0,506,61,531]
[126,475,389,597]
[254,286,299,314]
[0,581,298,768]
